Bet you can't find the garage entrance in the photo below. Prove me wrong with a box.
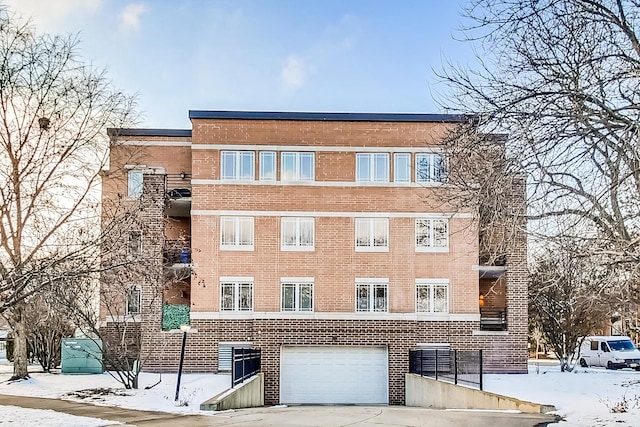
[279,345,389,404]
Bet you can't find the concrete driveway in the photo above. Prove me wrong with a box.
[141,406,560,427]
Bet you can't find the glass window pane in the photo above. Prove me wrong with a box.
[239,152,254,180]
[260,152,276,180]
[373,219,388,247]
[281,153,296,181]
[299,284,313,311]
[239,284,252,310]
[282,219,297,245]
[416,286,429,312]
[221,218,236,245]
[394,153,410,182]
[300,153,314,181]
[221,152,236,179]
[373,154,389,182]
[282,284,295,311]
[239,218,253,246]
[374,285,387,312]
[128,171,143,197]
[416,154,431,182]
[433,219,448,248]
[356,219,370,247]
[433,154,445,182]
[221,284,234,310]
[434,285,448,313]
[356,284,370,311]
[416,219,430,247]
[299,219,313,246]
[356,154,370,181]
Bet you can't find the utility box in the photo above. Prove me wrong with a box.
[61,338,104,374]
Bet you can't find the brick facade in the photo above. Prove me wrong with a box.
[102,112,528,406]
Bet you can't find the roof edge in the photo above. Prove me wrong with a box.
[107,128,192,137]
[188,110,476,123]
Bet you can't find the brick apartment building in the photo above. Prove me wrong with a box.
[101,110,528,405]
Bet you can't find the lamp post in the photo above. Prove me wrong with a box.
[174,324,191,402]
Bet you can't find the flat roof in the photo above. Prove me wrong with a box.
[188,110,475,123]
[107,128,192,137]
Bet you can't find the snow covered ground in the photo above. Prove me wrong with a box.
[1,359,640,426]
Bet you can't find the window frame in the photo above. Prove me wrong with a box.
[281,152,315,182]
[415,218,449,252]
[415,153,446,183]
[128,230,142,256]
[126,286,141,316]
[281,217,315,251]
[259,151,276,181]
[281,280,314,312]
[221,151,255,181]
[356,153,389,182]
[394,153,411,183]
[220,217,254,250]
[415,279,449,314]
[127,170,143,198]
[355,280,389,313]
[220,281,254,311]
[355,218,389,252]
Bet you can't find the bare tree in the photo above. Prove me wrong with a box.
[439,0,640,312]
[0,9,135,379]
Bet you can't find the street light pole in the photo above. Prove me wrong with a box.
[175,324,191,402]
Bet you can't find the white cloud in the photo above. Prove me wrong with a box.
[119,3,147,33]
[4,0,102,32]
[281,54,312,92]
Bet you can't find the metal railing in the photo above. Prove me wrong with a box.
[480,307,507,331]
[409,349,483,390]
[166,173,191,195]
[231,347,261,387]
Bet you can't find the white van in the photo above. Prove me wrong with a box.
[578,336,640,370]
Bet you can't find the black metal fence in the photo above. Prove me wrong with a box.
[409,349,483,390]
[231,347,261,387]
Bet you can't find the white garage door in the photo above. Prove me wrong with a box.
[280,346,388,404]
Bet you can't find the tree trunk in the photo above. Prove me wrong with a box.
[9,301,29,380]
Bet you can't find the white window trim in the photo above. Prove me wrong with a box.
[355,218,389,252]
[280,279,314,312]
[259,151,276,181]
[127,170,144,199]
[281,217,315,251]
[220,281,254,312]
[281,152,315,182]
[415,153,446,183]
[355,279,389,313]
[220,217,254,251]
[394,153,411,183]
[415,279,449,314]
[221,151,255,181]
[415,218,449,252]
[356,153,389,182]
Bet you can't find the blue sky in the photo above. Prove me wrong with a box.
[6,1,474,129]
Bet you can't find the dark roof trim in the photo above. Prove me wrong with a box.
[188,110,476,123]
[107,128,192,137]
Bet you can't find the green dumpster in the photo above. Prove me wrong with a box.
[61,338,104,374]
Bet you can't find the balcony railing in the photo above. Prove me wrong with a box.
[164,240,191,264]
[165,173,191,218]
[480,307,507,331]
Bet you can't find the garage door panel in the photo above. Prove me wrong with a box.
[280,346,388,404]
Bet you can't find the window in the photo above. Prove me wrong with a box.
[416,280,448,313]
[590,341,598,351]
[128,231,142,256]
[356,281,388,312]
[394,153,411,183]
[220,217,254,250]
[221,151,254,180]
[260,151,276,181]
[415,218,449,251]
[356,153,389,182]
[126,286,141,315]
[355,218,388,251]
[416,153,446,183]
[281,217,314,250]
[281,152,314,181]
[281,281,313,311]
[128,170,143,198]
[220,282,253,311]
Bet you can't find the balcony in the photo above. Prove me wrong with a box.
[480,307,507,331]
[165,173,191,218]
[164,239,191,279]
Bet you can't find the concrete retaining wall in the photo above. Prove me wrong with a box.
[405,374,555,414]
[200,373,264,411]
